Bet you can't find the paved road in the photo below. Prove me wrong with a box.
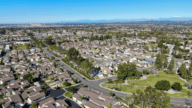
[43,48,192,107]
[43,48,129,98]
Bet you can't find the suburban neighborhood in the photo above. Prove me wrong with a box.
[0,22,192,108]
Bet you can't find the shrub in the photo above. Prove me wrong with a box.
[108,79,112,83]
[113,87,121,91]
[143,70,151,75]
[174,54,182,58]
[155,80,170,91]
[109,92,114,96]
[63,82,71,86]
[171,82,182,91]
[115,96,121,100]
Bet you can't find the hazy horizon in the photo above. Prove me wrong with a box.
[0,0,192,24]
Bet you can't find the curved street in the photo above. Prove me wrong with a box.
[43,48,192,107]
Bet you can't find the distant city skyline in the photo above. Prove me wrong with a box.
[0,0,192,24]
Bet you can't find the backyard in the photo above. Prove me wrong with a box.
[13,45,26,50]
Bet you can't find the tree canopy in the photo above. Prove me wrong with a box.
[171,82,182,91]
[66,47,79,61]
[117,62,142,80]
[44,36,55,46]
[155,80,170,91]
[133,86,170,108]
[168,57,175,72]
[32,102,38,108]
[178,63,187,79]
[23,74,34,83]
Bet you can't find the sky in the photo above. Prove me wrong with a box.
[0,0,192,24]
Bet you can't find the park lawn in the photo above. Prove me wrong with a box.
[64,92,73,98]
[102,71,192,98]
[102,84,146,93]
[128,71,186,87]
[167,93,189,98]
[166,89,192,98]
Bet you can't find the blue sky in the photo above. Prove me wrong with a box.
[0,0,192,24]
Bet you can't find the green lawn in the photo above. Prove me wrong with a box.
[102,71,192,98]
[13,45,26,50]
[44,78,50,81]
[64,92,73,98]
[128,71,186,87]
[102,84,146,93]
[47,81,53,85]
[61,85,70,89]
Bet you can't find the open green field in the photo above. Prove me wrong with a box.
[102,71,192,98]
[128,71,186,87]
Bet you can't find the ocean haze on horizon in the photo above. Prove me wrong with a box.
[56,17,192,23]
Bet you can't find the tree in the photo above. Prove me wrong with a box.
[67,48,79,61]
[108,79,112,83]
[2,82,7,87]
[155,80,170,91]
[79,95,84,101]
[63,82,71,87]
[79,83,84,87]
[23,74,34,83]
[108,104,112,108]
[44,36,54,46]
[163,55,168,68]
[133,86,170,108]
[109,92,114,97]
[0,101,7,105]
[188,62,192,77]
[124,95,134,105]
[117,62,141,80]
[41,83,48,88]
[73,78,78,84]
[168,57,175,72]
[155,54,162,69]
[32,102,38,108]
[178,63,187,79]
[171,82,182,91]
[68,87,75,93]
[51,56,55,61]
[27,32,33,36]
[61,78,64,81]
[143,70,151,75]
[66,71,72,75]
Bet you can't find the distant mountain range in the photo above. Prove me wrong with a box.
[57,17,192,23]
